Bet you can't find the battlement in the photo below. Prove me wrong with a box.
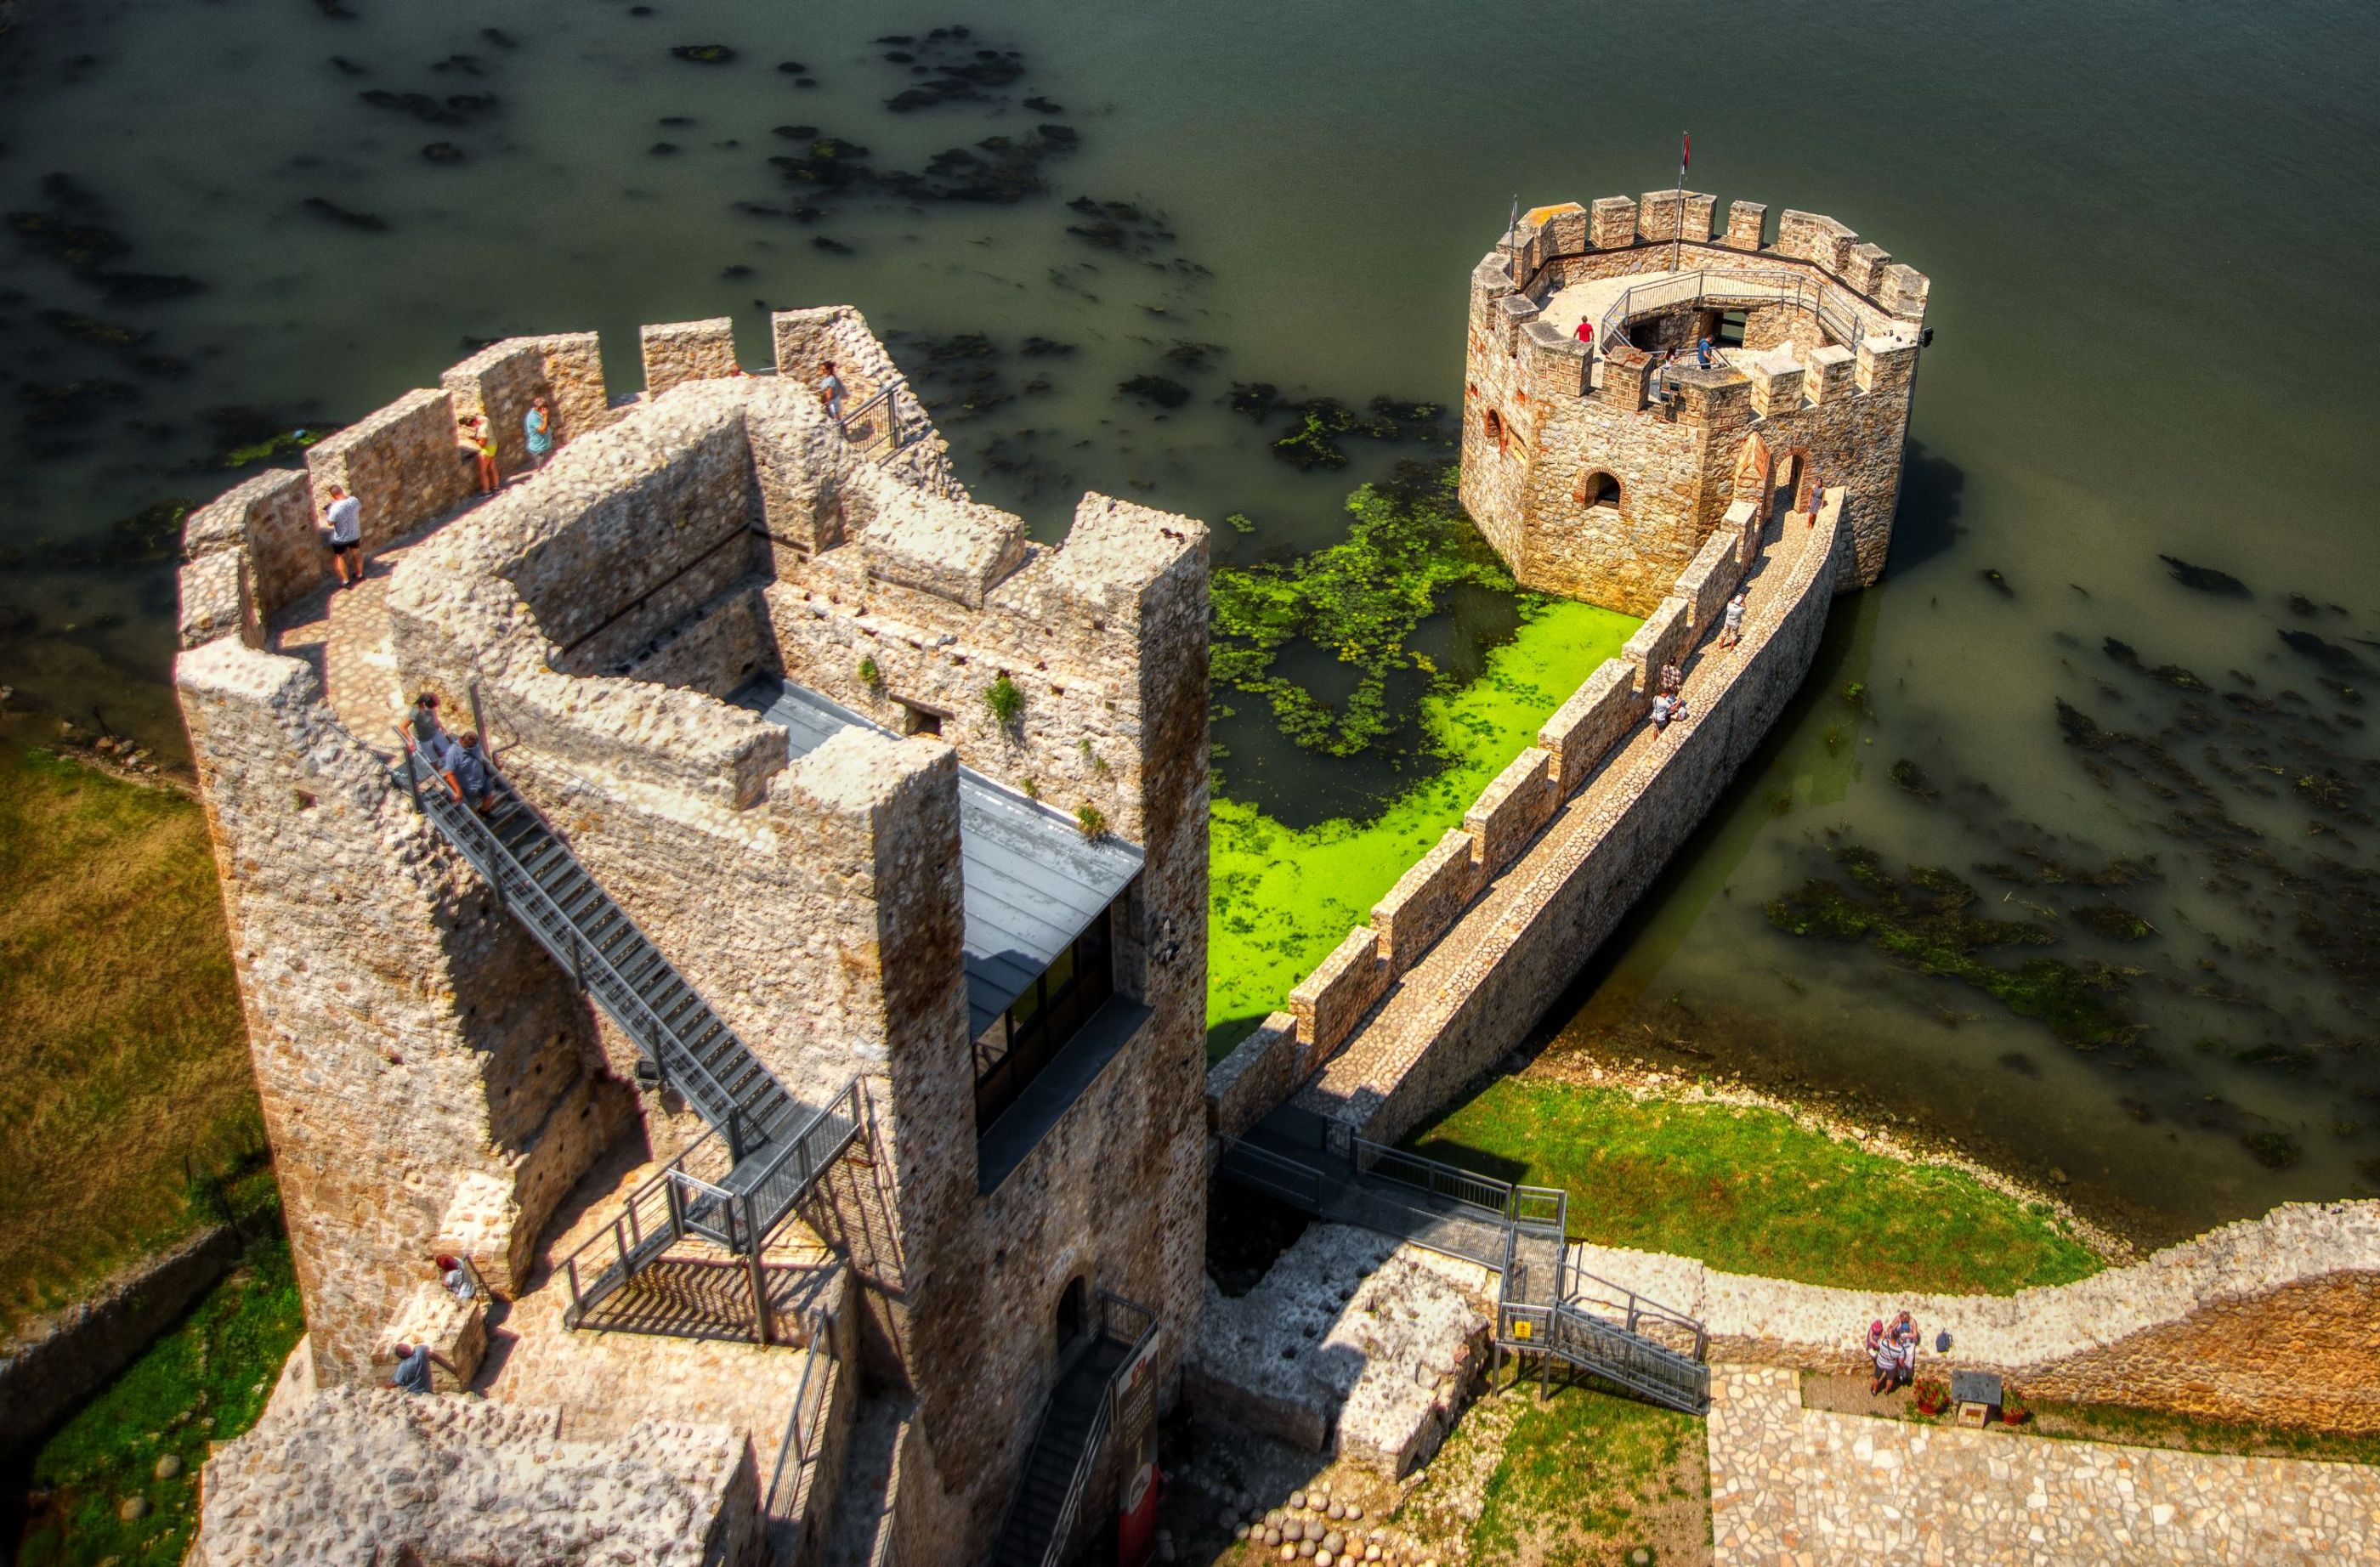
[173,302,1213,1559]
[1460,194,1930,613]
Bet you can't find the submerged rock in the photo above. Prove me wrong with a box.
[301,196,388,231]
[2158,552,2249,597]
[670,44,737,64]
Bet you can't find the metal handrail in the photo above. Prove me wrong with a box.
[765,1311,836,1526]
[1561,1255,1709,1361]
[394,732,777,1140]
[1357,1139,1515,1214]
[1593,268,1883,368]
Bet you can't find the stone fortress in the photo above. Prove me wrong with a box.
[168,197,2380,1567]
[173,308,1209,1564]
[1461,193,1928,613]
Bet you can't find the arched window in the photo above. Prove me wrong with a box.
[1055,1276,1087,1353]
[1482,409,1506,452]
[1577,470,1622,509]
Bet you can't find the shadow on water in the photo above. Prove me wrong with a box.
[1883,440,1966,579]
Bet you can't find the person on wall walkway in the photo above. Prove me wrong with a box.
[388,1341,457,1396]
[459,414,499,495]
[524,393,555,468]
[320,483,364,589]
[817,359,846,426]
[1721,590,1748,649]
[1574,319,1594,354]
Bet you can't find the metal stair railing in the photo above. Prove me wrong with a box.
[1592,268,1883,370]
[985,1292,1158,1567]
[395,732,784,1142]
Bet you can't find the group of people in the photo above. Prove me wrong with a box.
[320,392,561,587]
[1648,589,1750,735]
[1867,1310,1922,1394]
[407,691,499,813]
[386,1254,479,1395]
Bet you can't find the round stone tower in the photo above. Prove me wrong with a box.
[1459,193,1930,614]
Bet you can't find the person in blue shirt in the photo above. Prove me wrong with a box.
[1695,337,1716,371]
[441,731,499,814]
[388,1341,456,1395]
[524,393,555,467]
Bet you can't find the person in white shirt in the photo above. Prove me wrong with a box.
[321,484,364,588]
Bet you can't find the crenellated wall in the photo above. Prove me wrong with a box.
[1461,194,1927,612]
[178,303,1211,1564]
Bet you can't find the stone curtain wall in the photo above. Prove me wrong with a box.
[1205,495,1835,1146]
[1459,193,1929,612]
[193,1389,765,1566]
[642,315,744,393]
[173,638,627,1383]
[1579,1199,2380,1433]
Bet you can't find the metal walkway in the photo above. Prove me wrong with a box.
[397,738,860,1336]
[1216,1108,1710,1414]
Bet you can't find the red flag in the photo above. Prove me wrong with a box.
[1681,132,1692,172]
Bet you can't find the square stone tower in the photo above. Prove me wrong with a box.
[1460,195,1930,614]
[174,308,1210,1562]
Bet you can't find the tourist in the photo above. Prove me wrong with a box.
[1573,319,1594,353]
[1696,336,1716,371]
[320,482,364,588]
[1888,1310,1920,1386]
[1647,349,1677,407]
[1721,591,1748,648]
[459,415,498,495]
[407,691,450,764]
[441,731,499,814]
[1867,1319,1895,1394]
[1652,691,1691,733]
[388,1340,455,1396]
[817,359,846,425]
[524,393,555,468]
[434,1253,475,1303]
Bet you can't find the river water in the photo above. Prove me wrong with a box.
[0,0,2373,1243]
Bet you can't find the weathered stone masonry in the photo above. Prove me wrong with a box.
[177,305,1210,1563]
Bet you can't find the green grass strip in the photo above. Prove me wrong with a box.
[1408,1078,2104,1295]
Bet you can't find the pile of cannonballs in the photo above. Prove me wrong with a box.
[1222,1481,1434,1567]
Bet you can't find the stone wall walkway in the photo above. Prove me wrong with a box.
[1707,1366,2380,1565]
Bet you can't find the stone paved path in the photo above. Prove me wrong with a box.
[1707,1366,2380,1565]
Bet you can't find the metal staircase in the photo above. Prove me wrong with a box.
[984,1293,1155,1567]
[396,736,860,1334]
[1217,1108,1709,1414]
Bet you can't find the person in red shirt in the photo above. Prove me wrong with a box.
[1573,320,1595,351]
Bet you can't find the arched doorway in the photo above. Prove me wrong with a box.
[1055,1276,1087,1355]
[1576,470,1622,512]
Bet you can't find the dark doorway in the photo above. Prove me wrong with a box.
[1055,1276,1087,1355]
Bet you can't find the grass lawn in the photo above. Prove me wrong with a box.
[0,724,262,1336]
[1397,1383,1710,1566]
[1408,1078,2103,1295]
[1207,597,1638,1058]
[16,1233,303,1566]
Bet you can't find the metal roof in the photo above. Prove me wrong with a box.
[734,677,1143,1036]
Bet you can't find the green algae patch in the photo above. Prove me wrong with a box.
[1207,596,1635,1053]
[1408,1078,2104,1295]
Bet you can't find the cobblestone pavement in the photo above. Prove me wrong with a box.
[1707,1366,2380,1565]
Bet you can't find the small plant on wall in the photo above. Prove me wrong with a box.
[857,655,882,689]
[985,672,1023,729]
[1078,736,1110,777]
[1074,803,1108,840]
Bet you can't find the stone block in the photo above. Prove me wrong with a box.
[1370,830,1482,972]
[640,316,740,394]
[536,330,612,444]
[1776,209,1857,274]
[1289,927,1387,1058]
[1725,498,1763,568]
[1747,346,1805,418]
[1804,342,1857,406]
[1533,201,1588,255]
[1724,199,1768,251]
[304,388,473,551]
[1589,195,1637,249]
[373,1282,485,1394]
[177,546,254,651]
[1881,262,1931,321]
[1538,661,1640,795]
[1636,189,1714,244]
[183,468,319,620]
[434,1172,520,1298]
[1493,290,1539,353]
[1857,334,1921,397]
[1622,596,1694,692]
[1206,1012,1301,1141]
[862,489,1029,609]
[1844,240,1892,297]
[1676,525,1742,631]
[1463,746,1556,874]
[1674,372,1753,430]
[1522,321,1590,399]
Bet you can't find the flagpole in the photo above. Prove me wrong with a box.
[1508,192,1521,286]
[1669,133,1689,274]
